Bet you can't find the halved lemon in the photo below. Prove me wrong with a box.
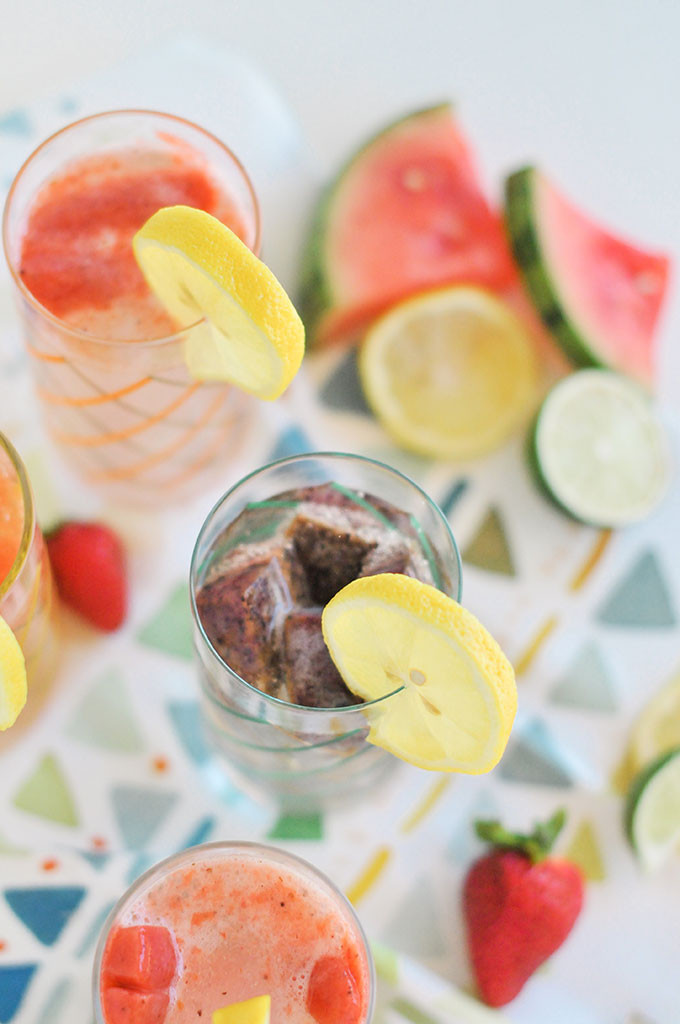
[359,286,538,459]
[134,206,304,400]
[322,574,516,773]
[0,614,27,731]
[212,995,271,1024]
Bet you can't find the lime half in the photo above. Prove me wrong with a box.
[531,369,672,526]
[625,747,680,871]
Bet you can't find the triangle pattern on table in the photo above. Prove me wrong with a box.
[439,478,469,519]
[0,964,37,1023]
[13,754,79,827]
[564,819,606,882]
[267,425,313,462]
[320,348,372,414]
[0,110,31,136]
[548,641,618,712]
[167,701,209,766]
[381,877,448,958]
[111,785,178,850]
[462,506,515,576]
[80,850,111,871]
[268,812,323,841]
[499,718,575,787]
[596,550,676,628]
[137,583,193,660]
[178,816,216,850]
[65,669,144,753]
[4,887,86,946]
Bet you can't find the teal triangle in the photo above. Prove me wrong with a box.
[549,642,618,712]
[4,887,86,946]
[0,965,38,1022]
[446,790,499,864]
[137,583,193,660]
[167,701,209,765]
[268,813,323,841]
[439,478,469,519]
[597,550,676,628]
[66,668,144,753]
[499,718,574,787]
[111,786,178,849]
[267,425,313,461]
[0,110,31,136]
[179,816,216,849]
[381,878,447,958]
[320,349,371,415]
[80,850,111,871]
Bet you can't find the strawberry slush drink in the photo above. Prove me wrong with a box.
[2,111,260,503]
[94,842,374,1024]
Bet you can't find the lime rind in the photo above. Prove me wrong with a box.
[625,746,680,872]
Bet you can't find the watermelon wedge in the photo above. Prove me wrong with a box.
[299,104,517,347]
[505,168,671,389]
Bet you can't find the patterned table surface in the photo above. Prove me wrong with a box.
[1,37,679,1024]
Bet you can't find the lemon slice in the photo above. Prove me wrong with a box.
[358,286,538,459]
[625,747,680,872]
[133,206,304,400]
[212,995,271,1024]
[0,614,27,731]
[321,574,516,773]
[628,668,680,775]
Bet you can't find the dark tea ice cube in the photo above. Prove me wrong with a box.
[287,504,381,604]
[282,609,357,708]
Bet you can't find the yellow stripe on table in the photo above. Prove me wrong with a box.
[346,847,391,906]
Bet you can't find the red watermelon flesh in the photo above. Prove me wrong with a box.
[305,105,518,345]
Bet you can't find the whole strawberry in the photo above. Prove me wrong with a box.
[47,521,127,631]
[463,810,584,1007]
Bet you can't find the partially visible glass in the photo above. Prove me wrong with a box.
[92,840,375,1024]
[0,432,55,726]
[190,452,462,810]
[2,110,261,505]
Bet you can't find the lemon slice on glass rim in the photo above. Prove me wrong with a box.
[322,574,516,773]
[0,614,27,731]
[133,205,304,400]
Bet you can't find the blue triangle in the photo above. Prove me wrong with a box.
[549,641,618,712]
[0,965,38,1022]
[267,426,313,462]
[597,550,676,628]
[4,887,86,946]
[319,348,372,415]
[167,701,209,766]
[499,719,574,787]
[111,786,178,849]
[80,850,111,871]
[439,478,469,518]
[179,816,216,850]
[0,110,31,136]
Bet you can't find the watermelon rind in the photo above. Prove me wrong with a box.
[297,102,454,349]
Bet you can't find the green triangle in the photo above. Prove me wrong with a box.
[267,813,323,841]
[66,668,144,753]
[597,550,676,628]
[462,506,515,576]
[565,819,606,881]
[13,753,79,826]
[549,642,618,712]
[137,582,193,660]
[370,941,399,985]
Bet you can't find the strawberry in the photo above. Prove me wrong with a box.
[47,521,127,631]
[462,809,584,1007]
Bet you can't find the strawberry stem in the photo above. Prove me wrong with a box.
[475,809,566,863]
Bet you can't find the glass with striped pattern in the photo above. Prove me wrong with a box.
[2,111,261,505]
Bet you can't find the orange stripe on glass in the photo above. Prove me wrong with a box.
[50,382,200,447]
[37,376,153,408]
[25,340,66,364]
[514,615,559,676]
[88,391,228,481]
[345,847,391,906]
[569,529,613,592]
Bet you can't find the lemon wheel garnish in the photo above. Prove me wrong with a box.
[0,614,27,731]
[322,574,516,773]
[359,286,538,459]
[212,995,271,1024]
[133,206,304,400]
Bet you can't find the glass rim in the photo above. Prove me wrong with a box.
[189,450,463,715]
[1,107,262,350]
[0,431,35,601]
[91,839,376,1024]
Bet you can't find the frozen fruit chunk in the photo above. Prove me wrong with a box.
[102,925,177,991]
[102,987,169,1024]
[282,610,356,707]
[307,955,362,1024]
[288,505,380,603]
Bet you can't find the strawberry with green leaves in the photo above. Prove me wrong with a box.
[463,809,584,1007]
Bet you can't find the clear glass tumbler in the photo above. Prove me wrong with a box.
[0,431,55,726]
[2,110,261,505]
[190,452,462,810]
[92,841,375,1024]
